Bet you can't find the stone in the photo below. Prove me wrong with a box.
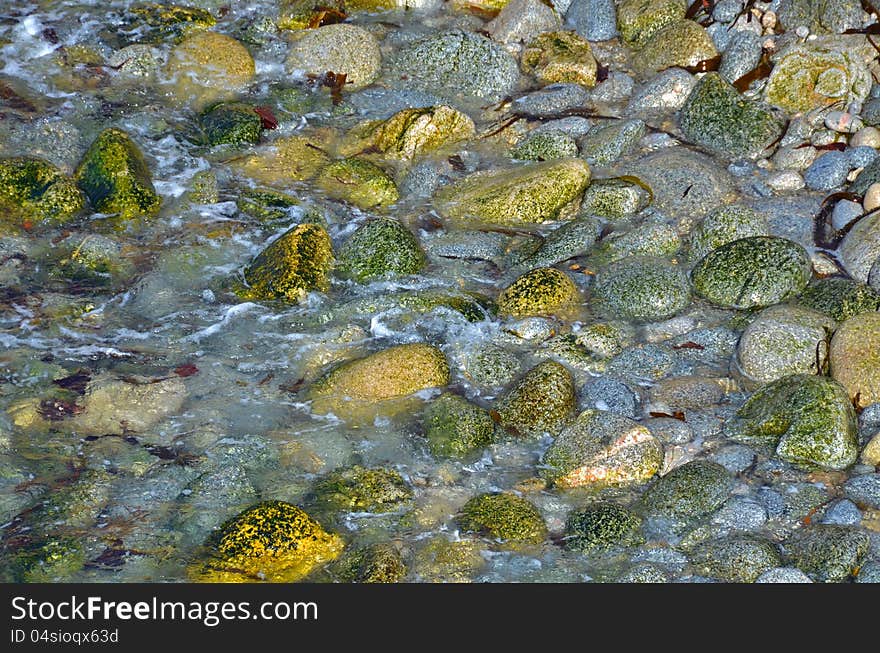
[315,157,399,210]
[719,30,763,84]
[776,0,865,35]
[0,157,84,229]
[563,504,644,551]
[861,432,880,466]
[641,460,733,521]
[117,2,215,45]
[617,0,687,46]
[497,267,581,318]
[541,409,664,488]
[311,465,413,513]
[843,472,880,508]
[521,31,598,87]
[691,535,782,583]
[830,312,880,408]
[803,151,851,191]
[839,212,880,282]
[511,129,579,161]
[592,256,691,323]
[231,135,331,187]
[286,24,381,90]
[329,543,406,583]
[166,30,255,108]
[199,102,263,147]
[822,498,862,525]
[423,393,496,460]
[724,374,859,470]
[494,360,577,437]
[565,0,618,41]
[580,178,651,220]
[637,20,718,74]
[688,204,769,262]
[798,277,880,321]
[368,106,475,162]
[336,217,425,282]
[785,524,869,583]
[626,68,697,117]
[755,567,813,583]
[456,493,548,545]
[579,119,646,166]
[487,0,562,45]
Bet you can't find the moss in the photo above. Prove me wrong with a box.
[74,128,160,221]
[691,236,811,309]
[521,30,598,87]
[232,135,331,186]
[637,19,717,73]
[0,157,84,229]
[12,537,87,583]
[434,158,591,228]
[190,500,344,582]
[497,267,580,318]
[311,465,412,514]
[200,102,263,147]
[541,410,663,489]
[187,170,219,204]
[240,223,333,303]
[166,31,256,109]
[797,277,880,322]
[371,106,475,162]
[511,130,578,162]
[786,524,869,583]
[124,3,216,43]
[236,188,300,222]
[592,256,690,323]
[580,178,651,220]
[679,73,784,160]
[494,360,576,438]
[315,157,398,210]
[329,543,406,583]
[423,393,495,460]
[456,493,547,545]
[689,204,769,262]
[724,374,858,470]
[564,504,644,552]
[336,217,425,282]
[618,0,686,46]
[829,311,880,408]
[641,460,733,521]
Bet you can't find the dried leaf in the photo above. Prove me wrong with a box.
[52,370,91,394]
[253,106,278,130]
[38,398,83,421]
[648,410,687,421]
[673,341,705,350]
[307,7,347,29]
[683,55,722,74]
[174,363,199,377]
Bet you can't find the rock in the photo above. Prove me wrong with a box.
[803,151,851,191]
[627,68,697,117]
[691,236,811,309]
[521,31,598,88]
[286,24,381,90]
[68,373,187,436]
[776,0,865,35]
[617,0,686,46]
[843,473,880,509]
[434,158,591,228]
[579,119,646,166]
[511,83,591,117]
[689,204,769,261]
[618,562,670,582]
[641,460,733,521]
[580,178,651,220]
[277,0,345,30]
[166,30,255,108]
[649,375,725,411]
[309,343,449,415]
[822,498,862,525]
[767,170,806,192]
[719,30,762,84]
[336,217,425,282]
[497,267,581,318]
[565,0,618,41]
[852,126,880,149]
[678,73,784,160]
[231,135,331,186]
[494,360,577,437]
[856,562,880,583]
[637,20,718,74]
[755,567,814,583]
[541,409,663,489]
[830,312,880,408]
[799,278,880,321]
[329,543,406,583]
[74,128,160,221]
[589,220,680,265]
[862,433,880,466]
[10,538,88,583]
[189,501,344,582]
[511,129,579,161]
[311,465,413,514]
[592,256,691,323]
[0,157,84,229]
[839,212,880,282]
[724,374,859,470]
[736,305,835,385]
[199,102,263,147]
[117,2,216,45]
[456,493,548,545]
[764,43,871,115]
[691,535,782,583]
[391,30,520,103]
[315,157,399,210]
[487,0,562,45]
[785,524,869,583]
[423,393,496,460]
[240,223,333,302]
[563,504,644,551]
[367,106,475,162]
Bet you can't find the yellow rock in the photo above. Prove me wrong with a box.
[166,31,255,109]
[229,135,331,187]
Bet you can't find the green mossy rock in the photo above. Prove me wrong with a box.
[521,30,598,87]
[777,0,864,35]
[592,256,691,323]
[123,3,215,44]
[618,0,687,46]
[0,157,84,229]
[494,360,577,438]
[200,102,263,147]
[423,393,496,460]
[512,216,600,272]
[829,311,880,408]
[563,504,645,552]
[590,222,682,264]
[641,460,733,521]
[689,204,769,262]
[74,128,161,220]
[456,493,548,545]
[236,188,300,222]
[11,537,88,583]
[511,129,579,162]
[580,178,652,220]
[241,223,333,302]
[370,105,475,162]
[692,535,782,583]
[723,374,858,471]
[278,0,346,30]
[637,19,718,74]
[497,267,580,318]
[541,409,663,489]
[679,73,784,160]
[336,217,425,282]
[691,236,811,309]
[785,524,869,583]
[798,277,880,322]
[189,500,344,583]
[329,542,407,583]
[311,465,413,513]
[316,157,398,210]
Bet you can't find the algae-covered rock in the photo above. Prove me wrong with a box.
[617,0,687,46]
[689,204,769,262]
[456,493,547,545]
[637,19,717,74]
[777,0,865,39]
[641,460,733,521]
[231,135,331,186]
[0,157,84,229]
[190,500,344,582]
[679,73,784,160]
[839,211,880,282]
[166,30,256,108]
[423,393,495,460]
[541,409,663,489]
[336,217,425,281]
[329,542,406,583]
[797,277,880,321]
[591,222,682,264]
[724,374,858,470]
[580,178,651,220]
[241,223,333,302]
[785,524,869,582]
[829,311,880,408]
[764,43,871,115]
[691,236,811,309]
[236,188,300,222]
[369,106,475,162]
[315,157,398,210]
[592,256,691,323]
[278,0,346,30]
[311,465,413,513]
[74,128,160,220]
[497,267,580,318]
[579,119,646,167]
[511,129,578,161]
[494,360,576,437]
[286,24,381,91]
[692,535,782,583]
[521,30,598,87]
[563,504,644,552]
[434,158,591,228]
[11,537,88,583]
[199,102,263,147]
[512,216,600,272]
[122,3,216,44]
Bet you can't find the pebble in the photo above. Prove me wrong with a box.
[825,111,864,134]
[851,126,880,149]
[766,170,805,192]
[755,567,813,583]
[803,151,851,190]
[709,444,757,474]
[843,473,880,509]
[821,499,862,526]
[565,0,618,41]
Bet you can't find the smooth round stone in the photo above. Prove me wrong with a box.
[862,432,880,466]
[755,567,813,583]
[825,111,863,134]
[803,151,851,191]
[852,126,880,148]
[766,170,805,192]
[830,312,880,408]
[626,68,697,116]
[847,145,879,169]
[843,473,880,509]
[821,499,862,526]
[832,198,863,230]
[565,0,619,41]
[580,376,639,418]
[863,182,880,211]
[645,417,694,445]
[710,497,768,531]
[592,256,691,322]
[840,212,880,282]
[286,24,381,90]
[708,444,756,474]
[857,562,880,583]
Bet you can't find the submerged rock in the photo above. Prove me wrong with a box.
[367,106,475,162]
[423,393,496,460]
[315,157,399,210]
[829,311,880,408]
[563,504,644,552]
[311,465,412,514]
[797,277,880,321]
[494,360,577,437]
[166,30,255,108]
[199,102,263,147]
[688,204,769,262]
[691,535,782,583]
[286,24,381,90]
[0,157,84,229]
[785,524,869,583]
[456,493,548,545]
[329,543,407,583]
[641,460,733,521]
[637,20,717,74]
[592,256,691,323]
[497,267,581,318]
[520,30,598,87]
[617,0,686,46]
[336,218,425,282]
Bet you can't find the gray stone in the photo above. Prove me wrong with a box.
[626,68,697,117]
[565,0,618,41]
[511,83,591,118]
[592,256,691,323]
[580,376,639,418]
[857,561,880,582]
[755,567,813,583]
[804,150,851,190]
[579,119,646,166]
[488,0,562,45]
[709,444,757,474]
[843,473,880,509]
[719,30,763,84]
[821,498,862,525]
